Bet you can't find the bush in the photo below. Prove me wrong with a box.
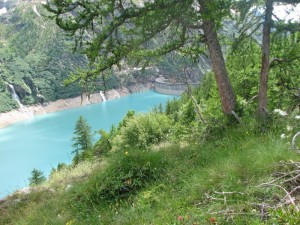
[74,149,168,204]
[113,113,172,150]
[93,126,117,157]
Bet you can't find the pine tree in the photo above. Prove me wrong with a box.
[28,168,46,186]
[72,116,93,164]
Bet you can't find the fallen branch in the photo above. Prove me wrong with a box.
[257,170,300,187]
[210,210,260,216]
[205,193,227,203]
[258,161,300,212]
[282,173,300,184]
[265,183,299,212]
[214,191,244,195]
[246,95,258,104]
[204,191,244,205]
[283,186,300,203]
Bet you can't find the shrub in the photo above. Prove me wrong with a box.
[93,126,117,157]
[113,113,172,150]
[75,149,168,204]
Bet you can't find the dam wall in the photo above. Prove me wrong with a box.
[154,77,199,96]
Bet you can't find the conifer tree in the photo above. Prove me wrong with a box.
[72,116,93,164]
[28,168,46,186]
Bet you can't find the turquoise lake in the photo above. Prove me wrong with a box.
[0,91,173,198]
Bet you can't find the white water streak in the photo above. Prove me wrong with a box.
[32,5,41,17]
[8,84,33,117]
[100,91,107,102]
[8,84,21,105]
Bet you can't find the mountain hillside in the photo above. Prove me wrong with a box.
[0,0,206,113]
[0,0,92,112]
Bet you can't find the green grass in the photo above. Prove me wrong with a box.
[1,128,299,225]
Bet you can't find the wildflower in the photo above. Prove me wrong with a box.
[295,115,300,120]
[209,217,217,223]
[274,109,287,116]
[125,151,129,155]
[287,126,292,131]
[280,134,286,139]
[177,215,184,221]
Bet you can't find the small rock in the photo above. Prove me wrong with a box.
[17,187,32,195]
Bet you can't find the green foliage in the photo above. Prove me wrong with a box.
[267,207,300,225]
[72,116,94,164]
[152,103,164,113]
[228,39,260,99]
[2,2,300,223]
[28,168,46,186]
[3,123,300,224]
[227,27,300,114]
[93,126,117,157]
[0,3,90,112]
[49,162,68,178]
[165,98,180,119]
[269,32,300,111]
[0,91,18,112]
[113,113,172,150]
[78,149,168,204]
[116,110,136,130]
[43,0,220,85]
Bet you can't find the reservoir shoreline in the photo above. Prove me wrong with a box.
[0,84,151,129]
[0,89,172,201]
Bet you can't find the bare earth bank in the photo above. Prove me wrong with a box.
[0,84,151,129]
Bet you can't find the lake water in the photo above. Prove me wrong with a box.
[0,91,173,198]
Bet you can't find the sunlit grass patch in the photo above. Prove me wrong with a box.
[44,160,106,191]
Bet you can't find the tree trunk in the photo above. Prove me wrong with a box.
[199,8,236,114]
[258,0,273,116]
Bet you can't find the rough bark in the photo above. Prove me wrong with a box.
[198,0,236,115]
[258,0,273,116]
[200,12,236,114]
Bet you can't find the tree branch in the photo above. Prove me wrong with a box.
[270,56,300,68]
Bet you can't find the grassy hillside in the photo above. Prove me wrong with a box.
[0,1,299,221]
[1,111,300,224]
